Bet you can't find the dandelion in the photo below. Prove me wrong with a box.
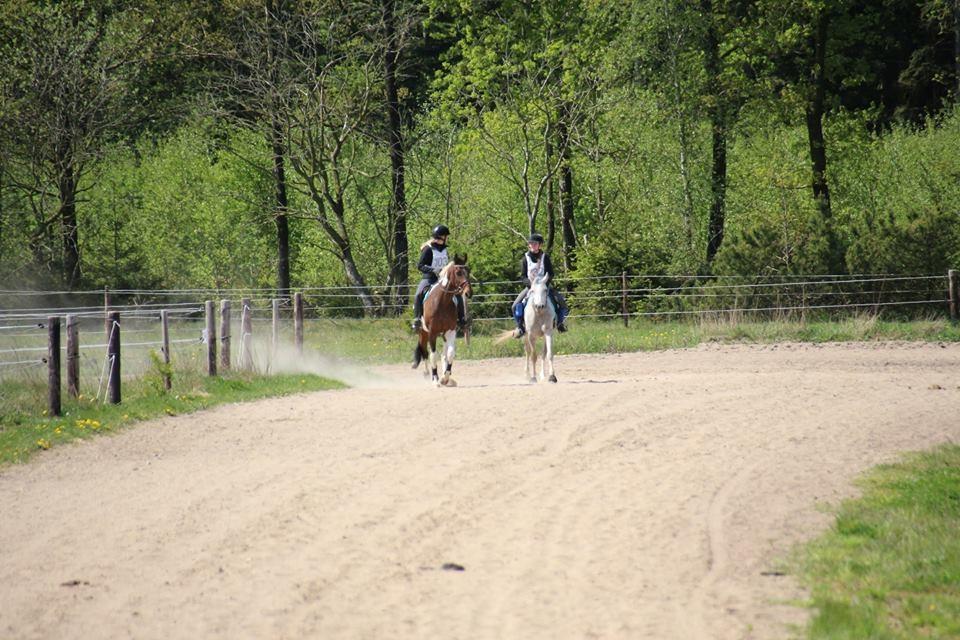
[36,439,50,450]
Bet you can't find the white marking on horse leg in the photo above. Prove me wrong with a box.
[444,331,457,369]
[441,330,456,384]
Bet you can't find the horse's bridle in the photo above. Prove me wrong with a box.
[440,265,470,296]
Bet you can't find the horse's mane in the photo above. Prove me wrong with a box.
[438,261,458,281]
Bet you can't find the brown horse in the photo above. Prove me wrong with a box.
[412,254,471,386]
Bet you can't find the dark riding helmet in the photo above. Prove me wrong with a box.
[528,232,544,244]
[432,224,450,239]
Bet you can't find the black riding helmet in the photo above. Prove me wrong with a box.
[528,232,544,244]
[432,224,450,239]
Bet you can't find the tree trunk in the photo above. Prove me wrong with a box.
[805,9,842,271]
[266,1,291,297]
[383,0,409,310]
[59,164,80,288]
[0,170,4,263]
[954,0,959,99]
[271,122,291,297]
[545,137,556,252]
[702,0,727,263]
[327,198,376,312]
[668,45,696,252]
[557,109,577,271]
[558,158,576,271]
[340,243,376,311]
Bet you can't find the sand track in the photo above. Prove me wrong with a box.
[1,342,958,639]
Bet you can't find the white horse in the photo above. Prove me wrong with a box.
[523,274,558,383]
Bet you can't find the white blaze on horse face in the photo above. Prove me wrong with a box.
[530,277,550,310]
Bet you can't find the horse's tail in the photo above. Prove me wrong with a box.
[412,341,427,369]
[493,329,516,345]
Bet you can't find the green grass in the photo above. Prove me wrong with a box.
[0,369,343,466]
[302,315,960,364]
[797,445,960,639]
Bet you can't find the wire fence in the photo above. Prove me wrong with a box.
[1,270,957,414]
[0,272,954,324]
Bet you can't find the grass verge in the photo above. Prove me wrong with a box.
[0,370,343,467]
[303,315,960,363]
[797,444,960,639]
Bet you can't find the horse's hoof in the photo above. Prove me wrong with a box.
[445,378,457,387]
[548,375,558,383]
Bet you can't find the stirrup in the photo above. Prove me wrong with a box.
[412,318,422,331]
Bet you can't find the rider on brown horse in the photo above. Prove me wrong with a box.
[412,224,467,332]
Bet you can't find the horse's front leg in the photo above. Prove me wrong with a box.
[544,332,557,383]
[440,330,457,386]
[525,335,537,383]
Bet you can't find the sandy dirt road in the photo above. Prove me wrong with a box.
[1,342,958,640]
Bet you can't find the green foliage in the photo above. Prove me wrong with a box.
[713,121,832,275]
[145,350,173,396]
[81,119,276,289]
[2,0,959,302]
[843,111,960,274]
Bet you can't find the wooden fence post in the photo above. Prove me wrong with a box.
[621,271,629,327]
[205,301,217,376]
[66,314,79,398]
[220,299,231,371]
[949,269,958,322]
[47,316,61,417]
[160,310,172,391]
[241,298,253,370]
[107,312,121,404]
[272,299,280,357]
[294,292,304,354]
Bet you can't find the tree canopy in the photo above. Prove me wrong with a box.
[1,0,958,307]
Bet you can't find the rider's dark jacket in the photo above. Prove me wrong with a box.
[520,251,555,287]
[417,241,448,284]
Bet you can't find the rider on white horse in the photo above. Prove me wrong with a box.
[412,224,467,332]
[511,233,569,337]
